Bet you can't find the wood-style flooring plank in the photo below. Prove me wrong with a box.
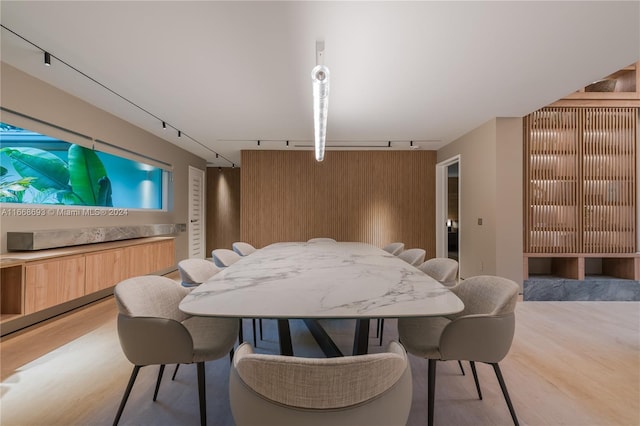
[1,297,638,426]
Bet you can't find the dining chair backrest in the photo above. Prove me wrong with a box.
[229,341,412,426]
[397,248,426,267]
[233,242,257,256]
[418,258,459,287]
[177,258,221,287]
[382,242,404,255]
[211,248,242,268]
[307,238,337,243]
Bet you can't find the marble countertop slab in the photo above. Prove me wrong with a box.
[180,242,464,319]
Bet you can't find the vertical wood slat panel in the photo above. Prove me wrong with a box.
[240,150,436,254]
[524,108,580,253]
[206,167,241,254]
[526,107,637,255]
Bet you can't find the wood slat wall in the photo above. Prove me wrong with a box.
[206,167,241,254]
[240,150,436,253]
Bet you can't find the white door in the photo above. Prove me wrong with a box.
[188,166,205,258]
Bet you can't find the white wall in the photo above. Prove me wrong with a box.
[437,117,524,286]
[0,63,206,261]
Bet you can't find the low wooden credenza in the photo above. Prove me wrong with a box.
[0,236,175,336]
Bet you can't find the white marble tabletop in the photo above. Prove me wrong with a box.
[179,242,464,319]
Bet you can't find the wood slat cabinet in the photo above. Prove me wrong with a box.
[24,255,85,314]
[524,106,638,279]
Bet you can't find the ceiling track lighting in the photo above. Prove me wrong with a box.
[312,40,329,162]
[257,140,260,146]
[232,163,235,168]
[178,130,181,137]
[3,26,233,166]
[286,140,289,147]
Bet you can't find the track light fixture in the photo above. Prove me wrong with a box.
[4,26,233,166]
[286,140,289,147]
[178,130,181,137]
[232,163,235,168]
[257,140,260,146]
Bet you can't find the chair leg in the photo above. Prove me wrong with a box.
[458,360,466,375]
[375,318,380,338]
[469,361,482,400]
[229,347,234,364]
[427,359,437,426]
[172,364,180,380]
[238,318,244,342]
[379,318,385,346]
[113,365,141,426]
[153,364,165,401]
[491,363,519,426]
[259,319,264,340]
[197,362,207,426]
[252,318,257,347]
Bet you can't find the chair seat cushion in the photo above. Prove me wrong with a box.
[182,316,239,362]
[397,316,451,359]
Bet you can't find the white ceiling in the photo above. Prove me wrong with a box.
[1,1,639,167]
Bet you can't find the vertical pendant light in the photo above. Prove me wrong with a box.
[312,41,329,162]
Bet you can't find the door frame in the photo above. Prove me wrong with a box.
[435,155,461,264]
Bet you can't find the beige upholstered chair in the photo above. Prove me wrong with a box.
[177,258,221,287]
[418,258,459,287]
[211,248,242,268]
[233,241,257,256]
[382,242,405,255]
[229,341,412,426]
[113,275,238,426]
[398,275,520,426]
[397,248,426,266]
[307,237,337,243]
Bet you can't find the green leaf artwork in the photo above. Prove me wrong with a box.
[0,147,70,192]
[68,144,109,206]
[0,144,112,206]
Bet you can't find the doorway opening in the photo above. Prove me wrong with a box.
[436,156,461,264]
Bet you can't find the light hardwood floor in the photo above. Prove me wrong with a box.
[1,291,638,425]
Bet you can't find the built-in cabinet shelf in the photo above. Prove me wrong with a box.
[0,237,175,335]
[550,61,640,107]
[524,106,638,280]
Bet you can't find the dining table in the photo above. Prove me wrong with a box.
[179,241,464,356]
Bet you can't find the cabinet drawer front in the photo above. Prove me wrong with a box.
[85,249,124,293]
[24,256,85,314]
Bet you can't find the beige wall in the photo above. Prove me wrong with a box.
[437,118,524,286]
[0,63,207,261]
